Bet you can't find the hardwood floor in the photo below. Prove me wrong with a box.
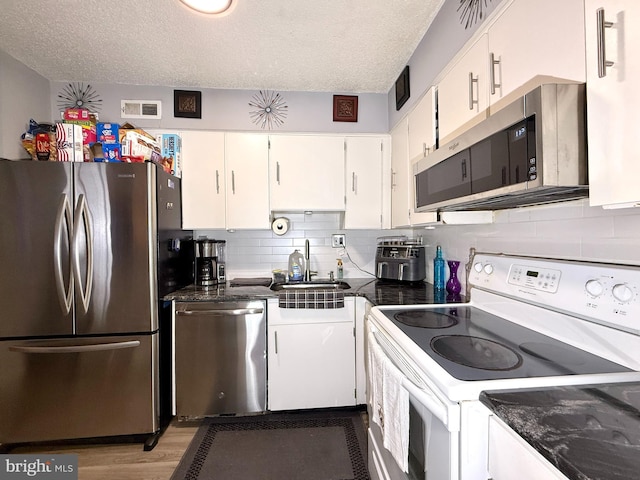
[9,421,199,480]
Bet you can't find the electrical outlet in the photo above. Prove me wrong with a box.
[331,234,346,248]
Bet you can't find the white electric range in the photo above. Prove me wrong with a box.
[366,252,640,480]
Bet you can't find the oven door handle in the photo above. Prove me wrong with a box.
[370,325,460,432]
[400,374,454,431]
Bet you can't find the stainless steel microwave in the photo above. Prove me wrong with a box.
[414,83,588,211]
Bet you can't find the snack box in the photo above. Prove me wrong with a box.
[97,123,119,144]
[120,130,161,163]
[157,133,181,177]
[63,108,90,121]
[56,123,83,162]
[102,143,122,162]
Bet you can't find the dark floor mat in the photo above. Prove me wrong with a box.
[171,409,370,480]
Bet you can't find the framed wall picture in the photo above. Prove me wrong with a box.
[333,95,358,122]
[395,66,410,111]
[174,90,202,118]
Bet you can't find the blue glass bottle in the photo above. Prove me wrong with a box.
[434,245,445,291]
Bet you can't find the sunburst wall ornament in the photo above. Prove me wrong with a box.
[57,83,103,113]
[458,0,491,29]
[248,90,288,130]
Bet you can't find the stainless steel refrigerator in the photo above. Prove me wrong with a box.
[0,160,192,448]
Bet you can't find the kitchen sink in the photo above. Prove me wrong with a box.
[270,280,351,291]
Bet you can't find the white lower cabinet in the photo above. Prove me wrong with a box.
[267,297,356,411]
[488,416,568,480]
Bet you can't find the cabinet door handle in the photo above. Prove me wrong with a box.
[276,161,281,185]
[391,169,397,189]
[231,170,236,194]
[274,330,279,354]
[215,169,220,194]
[490,52,501,94]
[352,172,357,193]
[596,8,614,78]
[468,72,478,110]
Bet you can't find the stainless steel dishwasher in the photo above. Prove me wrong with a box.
[174,300,266,417]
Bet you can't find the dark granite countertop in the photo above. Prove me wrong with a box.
[480,383,640,480]
[164,277,441,306]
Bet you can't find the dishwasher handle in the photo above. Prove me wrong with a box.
[177,307,264,316]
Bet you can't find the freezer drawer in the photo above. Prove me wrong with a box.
[174,300,266,417]
[0,334,158,444]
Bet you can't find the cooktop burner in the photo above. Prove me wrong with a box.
[378,306,631,381]
[394,310,458,328]
[431,335,523,371]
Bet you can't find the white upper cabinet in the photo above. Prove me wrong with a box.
[180,131,226,229]
[268,135,346,211]
[408,87,437,162]
[390,118,411,228]
[224,133,271,229]
[344,136,386,229]
[585,0,640,208]
[487,0,586,107]
[437,34,489,144]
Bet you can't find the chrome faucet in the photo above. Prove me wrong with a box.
[304,239,317,281]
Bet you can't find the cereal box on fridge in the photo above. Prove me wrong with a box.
[56,123,83,162]
[156,133,181,176]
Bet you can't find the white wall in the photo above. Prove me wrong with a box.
[0,50,50,159]
[196,212,412,280]
[416,199,640,296]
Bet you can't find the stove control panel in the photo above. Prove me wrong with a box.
[507,264,561,293]
[470,253,640,334]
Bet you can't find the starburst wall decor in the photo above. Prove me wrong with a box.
[57,83,102,113]
[248,90,288,129]
[458,0,492,29]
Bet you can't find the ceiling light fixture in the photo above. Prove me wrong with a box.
[179,0,235,15]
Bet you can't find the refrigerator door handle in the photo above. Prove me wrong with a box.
[9,340,141,354]
[54,193,74,314]
[72,194,94,314]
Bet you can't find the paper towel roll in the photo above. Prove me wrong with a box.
[272,217,289,235]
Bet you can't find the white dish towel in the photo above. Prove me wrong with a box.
[367,334,385,429]
[367,333,410,473]
[382,351,410,473]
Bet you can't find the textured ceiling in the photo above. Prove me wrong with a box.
[0,0,445,94]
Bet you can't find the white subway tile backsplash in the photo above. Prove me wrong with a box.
[195,204,640,280]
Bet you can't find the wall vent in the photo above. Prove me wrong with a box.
[120,100,162,119]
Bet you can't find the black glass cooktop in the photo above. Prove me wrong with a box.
[381,306,631,381]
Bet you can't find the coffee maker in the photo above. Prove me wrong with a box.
[195,238,226,286]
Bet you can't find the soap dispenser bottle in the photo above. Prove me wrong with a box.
[288,249,304,282]
[434,245,445,291]
[336,259,344,279]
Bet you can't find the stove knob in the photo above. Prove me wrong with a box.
[612,283,634,303]
[585,279,604,298]
[483,264,494,275]
[474,262,483,273]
